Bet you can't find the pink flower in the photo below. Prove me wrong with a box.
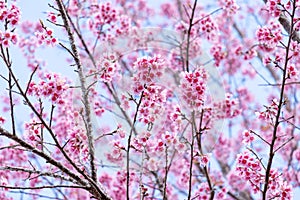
[265,0,282,17]
[198,15,218,41]
[200,154,209,166]
[235,150,264,192]
[242,130,255,144]
[48,12,57,23]
[0,116,5,124]
[256,21,282,51]
[35,27,57,47]
[218,0,239,17]
[288,64,298,79]
[27,73,69,104]
[98,54,120,83]
[132,55,165,94]
[256,98,279,123]
[180,67,208,110]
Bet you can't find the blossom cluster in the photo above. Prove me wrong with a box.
[267,169,292,199]
[0,1,20,27]
[193,183,211,200]
[256,21,282,51]
[0,142,28,190]
[106,140,125,163]
[67,125,89,162]
[0,30,17,47]
[236,151,292,199]
[87,2,118,37]
[287,64,298,79]
[193,181,228,200]
[49,103,92,164]
[93,100,105,117]
[194,153,210,167]
[0,142,28,167]
[67,0,80,17]
[180,67,208,110]
[242,130,255,144]
[218,0,239,17]
[97,54,120,83]
[0,1,20,47]
[214,93,240,119]
[115,15,131,35]
[168,104,183,132]
[35,27,57,47]
[263,53,283,66]
[18,22,48,70]
[198,15,218,41]
[131,131,151,151]
[27,72,69,104]
[214,135,231,162]
[138,85,167,124]
[24,118,44,147]
[159,131,185,153]
[210,44,226,67]
[132,55,165,94]
[161,3,176,19]
[256,98,279,124]
[265,0,282,17]
[236,151,264,193]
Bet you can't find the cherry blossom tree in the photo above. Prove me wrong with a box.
[0,0,299,199]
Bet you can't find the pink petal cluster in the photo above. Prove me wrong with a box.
[180,67,208,110]
[132,55,165,94]
[27,73,69,104]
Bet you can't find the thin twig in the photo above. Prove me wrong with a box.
[185,0,198,72]
[126,90,144,200]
